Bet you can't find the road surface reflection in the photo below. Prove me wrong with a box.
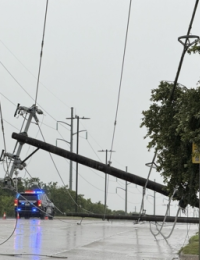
[14,219,42,259]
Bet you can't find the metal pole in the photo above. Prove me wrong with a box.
[9,113,33,178]
[142,187,145,214]
[125,166,128,215]
[75,116,79,212]
[154,179,156,215]
[98,149,114,216]
[69,107,73,190]
[104,150,107,214]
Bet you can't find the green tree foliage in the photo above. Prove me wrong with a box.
[45,182,113,215]
[188,39,200,55]
[0,178,123,216]
[0,196,14,217]
[112,210,126,215]
[140,81,200,206]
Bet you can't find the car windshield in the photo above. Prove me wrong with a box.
[18,194,38,201]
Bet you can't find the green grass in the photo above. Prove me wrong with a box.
[180,234,199,255]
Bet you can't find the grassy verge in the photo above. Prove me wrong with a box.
[180,234,199,255]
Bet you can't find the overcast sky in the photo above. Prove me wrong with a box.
[0,0,200,216]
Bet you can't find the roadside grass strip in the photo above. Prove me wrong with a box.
[181,234,199,255]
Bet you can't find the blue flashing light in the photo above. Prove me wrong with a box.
[35,191,44,194]
[17,208,21,211]
[32,209,37,212]
[25,190,44,194]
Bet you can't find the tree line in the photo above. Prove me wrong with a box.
[0,177,134,217]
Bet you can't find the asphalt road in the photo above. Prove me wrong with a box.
[0,218,197,260]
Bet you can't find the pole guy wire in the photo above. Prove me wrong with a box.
[35,0,49,105]
[109,0,132,162]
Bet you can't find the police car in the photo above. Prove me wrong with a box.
[14,189,55,219]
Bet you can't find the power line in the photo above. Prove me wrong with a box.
[65,137,116,183]
[80,120,112,180]
[109,0,132,162]
[1,91,70,134]
[24,168,66,216]
[35,0,49,105]
[1,73,131,200]
[116,180,140,195]
[87,139,102,162]
[0,91,70,161]
[78,172,115,194]
[0,39,70,108]
[0,92,16,106]
[63,142,117,190]
[0,92,71,174]
[0,5,69,111]
[0,61,71,133]
[0,208,18,245]
[0,60,34,101]
[116,193,140,205]
[80,120,103,150]
[0,118,19,131]
[37,124,96,214]
[0,98,9,174]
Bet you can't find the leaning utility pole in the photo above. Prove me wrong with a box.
[4,105,43,187]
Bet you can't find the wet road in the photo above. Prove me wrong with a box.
[0,218,197,260]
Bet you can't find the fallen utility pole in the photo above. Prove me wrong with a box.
[11,132,199,209]
[12,132,168,195]
[63,212,199,224]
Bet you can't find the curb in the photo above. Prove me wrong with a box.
[179,252,198,260]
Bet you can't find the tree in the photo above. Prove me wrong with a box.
[0,196,14,217]
[0,177,124,216]
[140,80,200,207]
[44,182,113,215]
[187,39,200,55]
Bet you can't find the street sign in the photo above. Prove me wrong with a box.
[192,143,200,163]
